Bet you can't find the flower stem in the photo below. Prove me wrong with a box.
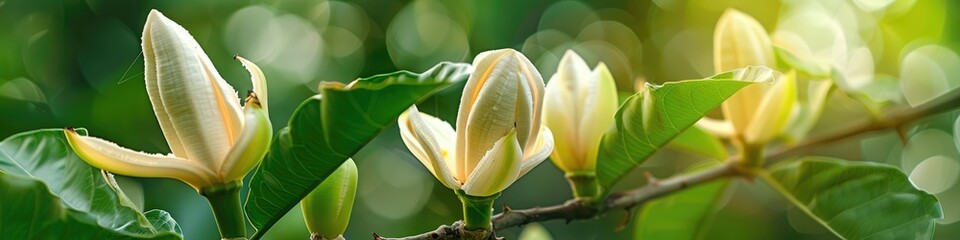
[201,181,246,240]
[565,172,600,200]
[455,189,500,239]
[736,140,766,171]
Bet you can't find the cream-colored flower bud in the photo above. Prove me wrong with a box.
[398,49,554,197]
[543,50,618,173]
[701,9,796,145]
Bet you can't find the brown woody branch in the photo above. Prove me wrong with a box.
[375,89,960,240]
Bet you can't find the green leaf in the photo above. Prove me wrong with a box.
[635,176,729,240]
[668,126,728,161]
[0,129,182,239]
[144,210,183,235]
[244,62,471,237]
[596,67,761,191]
[763,157,942,240]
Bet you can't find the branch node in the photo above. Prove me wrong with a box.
[644,171,659,186]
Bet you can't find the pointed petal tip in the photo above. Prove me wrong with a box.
[145,9,168,26]
[593,62,610,74]
[235,55,268,110]
[721,8,748,19]
[561,49,583,62]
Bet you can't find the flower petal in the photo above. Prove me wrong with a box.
[544,52,617,173]
[543,69,578,172]
[462,129,522,197]
[744,70,797,144]
[512,51,546,149]
[578,63,619,171]
[64,128,216,190]
[695,117,735,137]
[714,9,776,72]
[142,10,187,159]
[456,49,512,179]
[219,93,273,182]
[462,69,520,181]
[398,105,461,189]
[714,9,776,135]
[235,55,269,113]
[520,126,553,177]
[145,10,244,169]
[543,50,590,171]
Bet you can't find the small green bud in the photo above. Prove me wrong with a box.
[301,159,358,239]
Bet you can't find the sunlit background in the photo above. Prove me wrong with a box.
[2,0,959,239]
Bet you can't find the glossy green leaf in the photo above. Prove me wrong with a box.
[244,62,471,238]
[635,178,729,240]
[669,126,728,161]
[0,129,181,239]
[764,157,942,240]
[596,67,761,191]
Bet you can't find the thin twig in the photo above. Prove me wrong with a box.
[375,164,740,240]
[375,89,960,240]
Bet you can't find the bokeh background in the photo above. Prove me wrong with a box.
[2,0,960,239]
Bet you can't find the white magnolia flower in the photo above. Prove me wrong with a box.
[65,10,272,191]
[398,49,554,197]
[543,50,618,174]
[698,9,796,146]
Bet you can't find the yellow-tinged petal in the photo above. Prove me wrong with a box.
[461,63,521,180]
[579,63,618,171]
[714,9,775,72]
[695,117,735,137]
[714,9,776,136]
[456,49,513,171]
[145,10,243,170]
[520,126,553,177]
[513,51,546,150]
[544,85,576,171]
[235,55,268,114]
[398,106,461,189]
[744,70,797,144]
[543,50,589,172]
[64,128,216,190]
[219,93,273,182]
[456,49,544,179]
[462,129,522,197]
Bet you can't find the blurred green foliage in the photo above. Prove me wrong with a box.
[1,0,959,239]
